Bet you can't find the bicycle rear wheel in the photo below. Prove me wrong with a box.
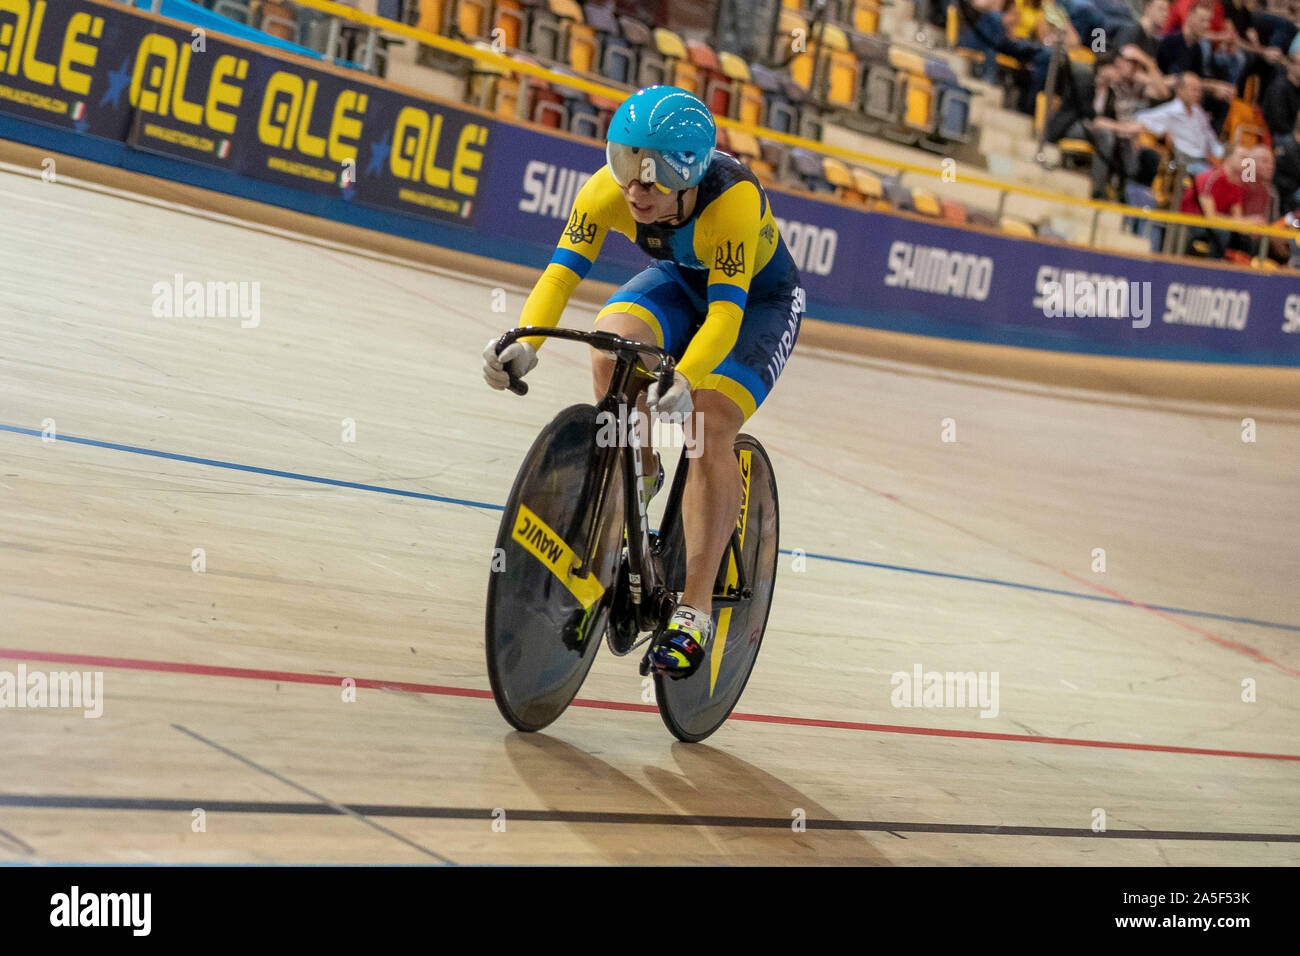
[485,404,624,732]
[654,435,779,742]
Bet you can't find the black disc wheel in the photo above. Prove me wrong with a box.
[654,434,779,742]
[485,404,624,732]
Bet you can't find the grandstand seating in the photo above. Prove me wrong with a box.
[180,0,1299,261]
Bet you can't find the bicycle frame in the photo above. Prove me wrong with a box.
[495,326,750,639]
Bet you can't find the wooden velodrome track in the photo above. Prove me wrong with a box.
[0,151,1297,866]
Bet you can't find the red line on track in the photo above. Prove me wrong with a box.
[774,449,1299,679]
[4,648,1297,762]
[1054,569,1300,678]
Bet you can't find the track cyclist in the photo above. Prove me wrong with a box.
[483,86,804,679]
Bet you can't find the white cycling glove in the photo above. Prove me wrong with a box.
[646,370,694,419]
[483,338,538,390]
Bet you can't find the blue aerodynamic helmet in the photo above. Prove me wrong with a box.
[605,86,716,193]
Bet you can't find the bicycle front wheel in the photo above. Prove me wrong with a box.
[485,404,624,732]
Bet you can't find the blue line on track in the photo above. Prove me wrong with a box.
[3,423,1296,633]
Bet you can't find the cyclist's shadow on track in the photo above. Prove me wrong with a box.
[502,732,890,864]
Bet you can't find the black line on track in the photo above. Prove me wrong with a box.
[3,794,1296,843]
[169,724,455,865]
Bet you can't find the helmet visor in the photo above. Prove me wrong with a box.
[606,141,685,193]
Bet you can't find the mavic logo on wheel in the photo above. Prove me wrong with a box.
[517,513,564,564]
[714,241,745,277]
[512,504,604,609]
[565,210,597,245]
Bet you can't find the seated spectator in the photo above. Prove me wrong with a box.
[1228,143,1280,253]
[1181,144,1247,255]
[1275,118,1300,208]
[1229,0,1292,97]
[1264,208,1300,267]
[1261,50,1300,141]
[1133,71,1226,174]
[1163,0,1225,34]
[1156,0,1237,125]
[1010,0,1047,38]
[1091,0,1143,44]
[1250,7,1298,58]
[1054,0,1106,43]
[955,0,1074,113]
[1087,51,1166,197]
[1115,0,1172,79]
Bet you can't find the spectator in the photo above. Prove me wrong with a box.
[1264,208,1300,267]
[1055,0,1107,44]
[1114,0,1175,99]
[1133,71,1226,174]
[1261,50,1300,141]
[1180,144,1248,255]
[1115,0,1171,63]
[955,0,1070,113]
[1163,0,1225,35]
[1226,143,1279,254]
[1010,0,1047,39]
[1091,0,1144,45]
[1229,1,1293,98]
[1084,51,1163,197]
[1275,118,1300,208]
[1156,0,1235,104]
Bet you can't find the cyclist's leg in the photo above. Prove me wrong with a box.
[679,284,804,615]
[678,389,744,614]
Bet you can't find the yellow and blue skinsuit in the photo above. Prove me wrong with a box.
[518,152,804,420]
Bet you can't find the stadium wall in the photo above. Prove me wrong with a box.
[3,0,1298,368]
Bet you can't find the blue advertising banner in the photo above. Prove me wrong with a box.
[2,0,1297,366]
[0,0,490,222]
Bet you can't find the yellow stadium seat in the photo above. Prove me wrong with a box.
[778,9,809,55]
[493,2,525,50]
[853,0,881,36]
[822,156,854,189]
[653,26,688,61]
[851,167,884,200]
[999,217,1035,238]
[888,47,926,76]
[899,73,934,132]
[825,50,858,108]
[549,0,582,18]
[818,23,850,51]
[727,128,761,162]
[911,190,941,217]
[737,81,764,125]
[717,51,751,82]
[455,0,490,40]
[568,24,598,73]
[417,0,446,36]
